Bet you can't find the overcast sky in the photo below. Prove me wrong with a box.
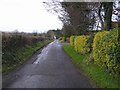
[0,0,118,33]
[0,0,63,33]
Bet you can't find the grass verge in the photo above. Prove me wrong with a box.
[63,44,120,88]
[3,40,52,73]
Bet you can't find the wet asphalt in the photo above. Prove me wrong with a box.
[3,40,93,88]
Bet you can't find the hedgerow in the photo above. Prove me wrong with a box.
[2,33,45,67]
[59,37,66,42]
[70,36,75,47]
[74,35,90,54]
[92,31,109,66]
[93,28,120,74]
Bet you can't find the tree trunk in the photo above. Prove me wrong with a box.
[103,2,113,30]
[98,3,104,30]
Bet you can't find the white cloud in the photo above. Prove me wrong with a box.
[0,0,63,33]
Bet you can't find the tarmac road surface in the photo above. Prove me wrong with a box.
[3,40,93,88]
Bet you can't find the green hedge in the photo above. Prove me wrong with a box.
[69,28,120,75]
[74,35,90,54]
[70,36,75,47]
[2,33,46,72]
[59,37,66,43]
[93,28,120,74]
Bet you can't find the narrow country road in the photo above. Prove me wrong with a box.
[3,40,93,88]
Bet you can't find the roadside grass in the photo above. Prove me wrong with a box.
[63,44,120,88]
[3,40,52,74]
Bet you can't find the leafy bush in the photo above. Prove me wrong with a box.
[74,35,90,54]
[93,28,120,74]
[59,36,69,43]
[2,33,45,66]
[59,37,65,43]
[70,36,75,47]
[93,31,109,66]
[2,32,52,73]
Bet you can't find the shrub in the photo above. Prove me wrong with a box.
[2,33,45,65]
[59,37,65,43]
[70,36,75,47]
[74,35,90,54]
[93,28,120,74]
[93,31,109,66]
[74,37,78,52]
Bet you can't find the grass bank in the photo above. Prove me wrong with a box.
[3,40,52,73]
[63,44,120,88]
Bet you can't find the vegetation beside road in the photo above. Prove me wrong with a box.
[69,28,120,75]
[2,32,52,73]
[63,44,120,88]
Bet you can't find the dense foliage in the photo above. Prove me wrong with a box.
[93,28,120,74]
[2,33,49,73]
[92,31,109,66]
[63,44,120,88]
[2,34,44,64]
[70,36,75,47]
[70,28,120,75]
[74,35,90,54]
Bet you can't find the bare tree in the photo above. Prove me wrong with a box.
[43,0,117,36]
